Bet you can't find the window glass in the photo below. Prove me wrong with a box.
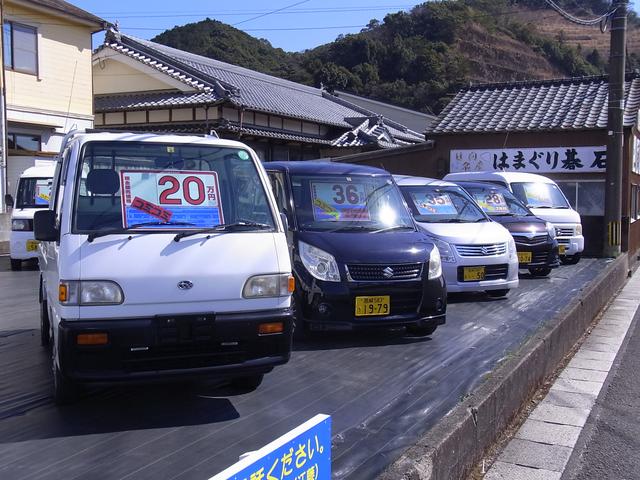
[73,142,274,233]
[12,23,37,73]
[15,177,51,208]
[400,185,487,222]
[576,182,605,216]
[511,182,570,208]
[557,182,578,210]
[3,22,12,67]
[459,184,532,216]
[13,133,40,151]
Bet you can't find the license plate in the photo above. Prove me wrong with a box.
[26,240,39,252]
[559,245,566,255]
[517,252,532,263]
[463,266,485,281]
[355,296,390,317]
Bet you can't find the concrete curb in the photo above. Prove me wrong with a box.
[378,254,630,480]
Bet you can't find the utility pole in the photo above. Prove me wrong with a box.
[603,0,628,257]
[0,0,6,215]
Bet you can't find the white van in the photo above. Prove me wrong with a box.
[443,171,584,264]
[6,164,55,270]
[34,131,294,404]
[395,176,519,297]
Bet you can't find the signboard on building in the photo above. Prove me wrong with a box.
[210,414,331,480]
[450,146,607,174]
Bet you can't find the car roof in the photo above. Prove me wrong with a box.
[20,164,56,178]
[444,171,556,184]
[452,180,512,192]
[393,175,458,187]
[71,131,253,150]
[265,160,390,176]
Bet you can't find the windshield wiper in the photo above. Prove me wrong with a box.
[173,221,272,241]
[87,221,196,242]
[372,225,415,233]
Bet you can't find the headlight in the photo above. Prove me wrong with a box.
[59,280,124,305]
[508,238,517,259]
[428,246,442,280]
[545,222,556,239]
[11,219,31,231]
[299,241,340,282]
[429,237,455,263]
[575,224,582,236]
[243,274,294,298]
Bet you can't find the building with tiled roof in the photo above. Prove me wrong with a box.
[92,29,425,161]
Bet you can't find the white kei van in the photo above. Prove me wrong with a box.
[34,131,294,404]
[395,176,519,297]
[443,171,584,264]
[6,164,55,270]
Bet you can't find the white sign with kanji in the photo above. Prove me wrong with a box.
[450,146,607,174]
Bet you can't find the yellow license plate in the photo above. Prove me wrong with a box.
[559,245,566,255]
[517,252,532,263]
[26,240,39,252]
[463,266,485,281]
[355,296,390,317]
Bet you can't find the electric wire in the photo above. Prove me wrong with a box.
[543,0,617,26]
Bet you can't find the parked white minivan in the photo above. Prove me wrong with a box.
[5,164,55,270]
[34,131,294,404]
[395,176,519,297]
[443,171,584,264]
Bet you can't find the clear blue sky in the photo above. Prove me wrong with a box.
[72,0,421,52]
[73,0,639,53]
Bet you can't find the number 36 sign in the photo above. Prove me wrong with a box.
[120,170,224,229]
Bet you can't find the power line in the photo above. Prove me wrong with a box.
[543,0,616,26]
[233,0,313,27]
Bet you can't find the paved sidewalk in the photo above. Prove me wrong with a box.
[483,265,640,480]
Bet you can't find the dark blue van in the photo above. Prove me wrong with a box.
[265,161,446,336]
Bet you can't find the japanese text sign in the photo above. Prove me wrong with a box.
[311,181,370,221]
[210,414,331,480]
[410,192,457,215]
[450,146,607,174]
[119,170,224,229]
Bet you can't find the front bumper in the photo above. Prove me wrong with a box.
[56,308,293,383]
[556,235,584,256]
[295,270,446,331]
[442,256,519,293]
[9,231,39,260]
[514,240,560,269]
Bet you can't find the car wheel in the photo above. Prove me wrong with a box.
[561,253,581,265]
[406,324,438,337]
[10,258,21,271]
[486,289,510,298]
[52,347,79,405]
[528,267,552,277]
[40,299,51,347]
[230,374,264,391]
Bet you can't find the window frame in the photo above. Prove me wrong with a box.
[7,132,42,152]
[3,20,38,76]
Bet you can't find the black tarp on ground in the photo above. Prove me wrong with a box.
[0,257,609,479]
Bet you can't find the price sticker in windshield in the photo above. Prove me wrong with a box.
[34,180,51,206]
[474,192,509,213]
[119,170,224,229]
[310,181,371,221]
[410,192,457,215]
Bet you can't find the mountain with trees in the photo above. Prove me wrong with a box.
[151,0,639,115]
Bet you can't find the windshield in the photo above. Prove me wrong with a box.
[16,177,52,208]
[399,184,487,223]
[511,182,569,208]
[460,184,531,216]
[73,141,275,233]
[290,173,414,232]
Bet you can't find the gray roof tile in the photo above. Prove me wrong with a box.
[95,91,222,112]
[429,74,640,134]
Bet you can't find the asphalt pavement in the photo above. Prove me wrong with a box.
[0,256,611,480]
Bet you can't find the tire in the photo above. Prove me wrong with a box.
[40,299,51,347]
[10,258,21,271]
[561,253,581,265]
[528,266,552,277]
[486,289,510,298]
[230,374,264,391]
[406,324,438,337]
[52,347,79,405]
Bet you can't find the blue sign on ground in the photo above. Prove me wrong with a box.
[210,414,331,480]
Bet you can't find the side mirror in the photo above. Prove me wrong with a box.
[280,212,289,231]
[34,210,59,242]
[4,194,13,208]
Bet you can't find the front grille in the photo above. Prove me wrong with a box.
[512,234,549,246]
[555,227,574,237]
[557,238,570,245]
[123,345,246,372]
[457,264,509,282]
[346,263,423,281]
[532,251,550,264]
[454,243,507,257]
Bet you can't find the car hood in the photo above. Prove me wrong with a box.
[489,214,548,233]
[296,230,434,264]
[415,220,511,245]
[529,207,581,225]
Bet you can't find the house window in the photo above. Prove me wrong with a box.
[3,21,38,75]
[557,180,605,216]
[8,133,41,152]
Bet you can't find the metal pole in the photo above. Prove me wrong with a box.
[0,0,6,214]
[603,0,628,257]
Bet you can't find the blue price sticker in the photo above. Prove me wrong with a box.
[410,192,457,215]
[310,181,370,222]
[473,192,509,213]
